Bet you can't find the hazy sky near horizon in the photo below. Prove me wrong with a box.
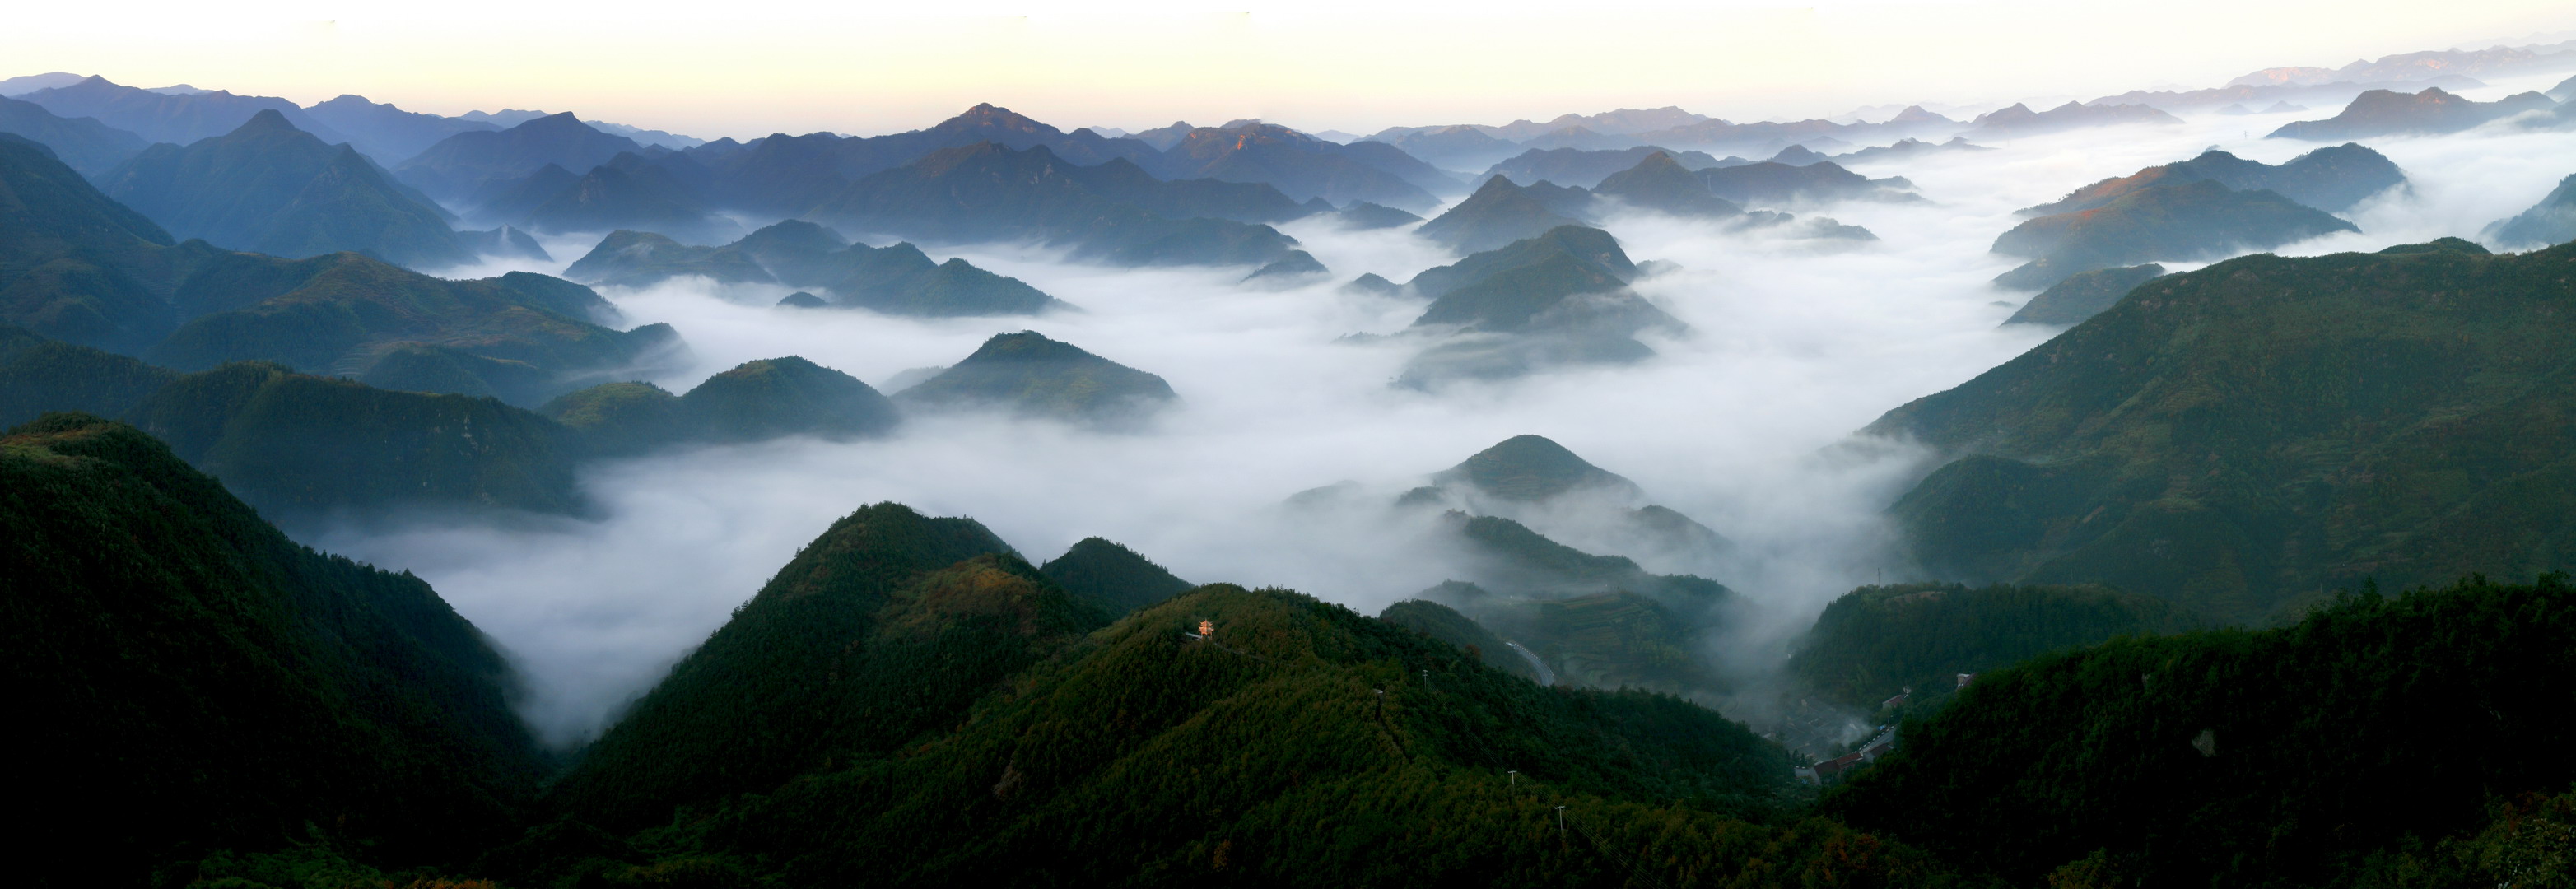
[11,0,2576,139]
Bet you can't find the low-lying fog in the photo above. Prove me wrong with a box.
[317,72,2576,745]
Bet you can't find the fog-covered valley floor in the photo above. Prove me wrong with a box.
[313,70,2576,745]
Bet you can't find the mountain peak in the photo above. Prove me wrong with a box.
[1437,435,1640,502]
[235,108,297,133]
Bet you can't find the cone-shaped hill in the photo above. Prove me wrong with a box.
[1870,240,2576,620]
[1967,100,2182,138]
[1040,536,1194,617]
[895,331,1177,426]
[2268,86,2558,140]
[1591,151,1746,217]
[0,133,222,351]
[1148,121,1445,211]
[1399,226,1683,385]
[1990,179,2356,290]
[1432,433,1642,501]
[547,502,1066,831]
[1693,158,1917,207]
[807,141,1306,268]
[1483,145,1732,189]
[96,109,469,268]
[1416,175,1588,253]
[2483,173,2576,249]
[677,356,899,443]
[561,230,776,287]
[2026,144,2406,216]
[2,414,543,885]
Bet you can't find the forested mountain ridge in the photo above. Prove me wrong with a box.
[3,413,545,887]
[1872,240,2576,619]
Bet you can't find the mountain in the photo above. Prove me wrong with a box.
[0,329,597,518]
[519,153,733,242]
[1868,239,2576,620]
[522,553,1857,886]
[1990,179,2358,289]
[300,94,501,165]
[1402,226,1684,384]
[1331,201,1422,230]
[2555,73,2576,102]
[1483,146,1733,189]
[0,72,86,96]
[2481,172,2576,248]
[1764,145,1829,165]
[1378,598,1544,682]
[463,161,579,224]
[1966,100,2182,137]
[2269,86,2558,139]
[2,413,545,887]
[15,75,354,148]
[0,95,147,176]
[1039,537,1194,617]
[1365,124,1526,170]
[565,221,1069,315]
[2024,144,2406,215]
[1413,514,1736,692]
[1592,151,1748,217]
[1784,581,2196,711]
[146,250,681,406]
[1058,156,1311,224]
[1694,159,1917,207]
[894,331,1177,426]
[1432,433,1642,502]
[543,502,1045,831]
[808,142,1305,268]
[833,102,1162,180]
[675,356,901,443]
[1151,122,1448,211]
[2001,263,2166,326]
[396,111,645,202]
[98,110,470,268]
[1828,576,2576,889]
[1830,136,1990,165]
[561,230,774,287]
[0,133,221,351]
[1415,175,1587,253]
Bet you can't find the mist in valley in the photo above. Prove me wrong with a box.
[304,71,2576,747]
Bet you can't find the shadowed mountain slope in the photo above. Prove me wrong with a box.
[98,110,468,268]
[0,95,148,177]
[895,331,1176,426]
[1991,179,2357,289]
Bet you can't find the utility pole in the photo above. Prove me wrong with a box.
[1507,770,1518,789]
[1554,805,1567,844]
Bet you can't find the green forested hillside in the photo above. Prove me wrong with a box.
[546,502,1042,831]
[1828,575,2576,889]
[1040,536,1194,617]
[1872,240,2576,619]
[2,414,543,887]
[0,133,220,351]
[523,583,1940,888]
[97,109,468,268]
[895,330,1176,426]
[1786,581,2199,710]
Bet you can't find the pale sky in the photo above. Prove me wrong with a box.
[10,0,2576,140]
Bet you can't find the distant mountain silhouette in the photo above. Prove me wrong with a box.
[807,142,1304,268]
[1992,179,2356,289]
[566,221,1069,315]
[2025,144,2406,215]
[301,95,500,165]
[2269,87,2558,139]
[1592,151,1747,218]
[98,110,468,268]
[16,75,355,148]
[1332,201,1423,230]
[1059,156,1310,224]
[1150,122,1450,211]
[1694,159,1917,207]
[1481,145,1731,189]
[1830,136,1990,164]
[0,95,147,177]
[1967,101,2182,137]
[1416,175,1588,253]
[1401,226,1683,385]
[1366,124,1525,170]
[520,152,734,242]
[397,112,645,202]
